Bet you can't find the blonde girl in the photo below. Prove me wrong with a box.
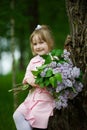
[13,25,55,130]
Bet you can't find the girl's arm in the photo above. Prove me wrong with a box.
[22,62,38,87]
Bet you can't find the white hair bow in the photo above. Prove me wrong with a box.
[35,25,42,30]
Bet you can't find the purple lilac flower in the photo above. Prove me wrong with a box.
[57,63,62,67]
[63,49,70,57]
[56,83,65,92]
[40,67,49,77]
[63,79,73,87]
[47,87,55,95]
[71,67,80,78]
[61,69,69,79]
[53,67,62,74]
[68,58,73,65]
[55,95,68,110]
[62,49,74,65]
[74,81,83,92]
[37,49,83,110]
[48,61,57,68]
[55,100,62,110]
[40,71,46,77]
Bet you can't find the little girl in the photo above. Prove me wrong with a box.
[13,25,55,130]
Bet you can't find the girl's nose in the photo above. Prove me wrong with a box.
[36,44,40,49]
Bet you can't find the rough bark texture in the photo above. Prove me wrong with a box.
[47,0,87,130]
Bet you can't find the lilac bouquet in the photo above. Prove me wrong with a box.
[32,49,83,110]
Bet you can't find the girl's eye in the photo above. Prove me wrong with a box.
[40,41,44,44]
[33,43,37,46]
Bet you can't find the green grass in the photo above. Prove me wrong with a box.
[0,74,14,130]
[0,72,28,130]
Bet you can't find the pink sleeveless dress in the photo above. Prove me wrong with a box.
[16,55,55,129]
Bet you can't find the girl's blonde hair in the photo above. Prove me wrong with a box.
[30,25,54,55]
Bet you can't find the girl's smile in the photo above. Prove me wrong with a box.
[32,35,49,55]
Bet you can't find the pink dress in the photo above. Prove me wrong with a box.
[16,55,55,129]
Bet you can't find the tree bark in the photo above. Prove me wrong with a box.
[28,0,39,33]
[10,0,18,110]
[18,0,39,70]
[47,0,87,130]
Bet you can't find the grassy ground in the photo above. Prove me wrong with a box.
[0,72,28,130]
[0,74,14,130]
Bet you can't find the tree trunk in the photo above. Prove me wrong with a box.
[27,0,39,32]
[47,0,87,130]
[10,0,18,110]
[18,0,39,70]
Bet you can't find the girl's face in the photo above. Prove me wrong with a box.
[32,35,49,55]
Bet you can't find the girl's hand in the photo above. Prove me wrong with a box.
[23,78,39,88]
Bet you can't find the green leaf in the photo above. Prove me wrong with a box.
[39,82,45,88]
[44,79,50,86]
[32,70,39,76]
[49,76,57,87]
[42,54,52,64]
[36,64,47,70]
[72,86,77,93]
[54,73,62,82]
[21,84,29,90]
[58,59,65,64]
[35,77,43,84]
[51,49,63,57]
[46,69,53,77]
